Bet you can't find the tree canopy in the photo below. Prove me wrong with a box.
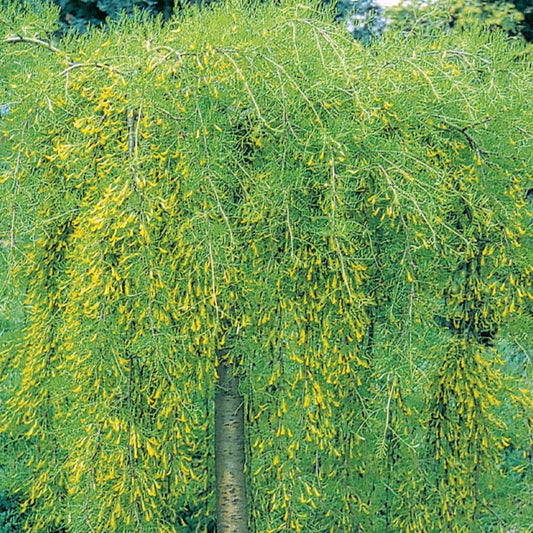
[0,1,532,532]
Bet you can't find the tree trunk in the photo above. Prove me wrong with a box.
[215,349,248,533]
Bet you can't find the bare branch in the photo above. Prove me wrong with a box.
[57,61,123,77]
[5,34,61,54]
[6,34,123,77]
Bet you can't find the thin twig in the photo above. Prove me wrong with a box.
[259,52,323,128]
[434,115,491,159]
[517,126,531,137]
[6,34,123,77]
[208,240,220,319]
[195,102,235,244]
[5,34,61,54]
[285,204,295,259]
[221,51,266,127]
[428,48,491,65]
[127,107,135,158]
[58,61,123,77]
[328,154,354,302]
[9,146,22,248]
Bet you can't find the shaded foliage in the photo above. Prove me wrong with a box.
[53,0,175,32]
[390,0,533,41]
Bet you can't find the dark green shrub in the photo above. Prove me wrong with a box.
[53,0,174,33]
[0,493,21,533]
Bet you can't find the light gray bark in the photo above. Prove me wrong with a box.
[215,351,248,533]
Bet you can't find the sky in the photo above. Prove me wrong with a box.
[376,0,403,6]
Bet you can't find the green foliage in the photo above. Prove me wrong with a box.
[512,0,533,40]
[5,0,388,44]
[1,1,532,532]
[388,0,533,42]
[450,0,525,35]
[0,493,22,533]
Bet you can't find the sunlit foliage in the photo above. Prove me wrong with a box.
[1,1,532,532]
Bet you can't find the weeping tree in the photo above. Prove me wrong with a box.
[1,1,532,532]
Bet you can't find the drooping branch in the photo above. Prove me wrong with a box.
[57,61,123,77]
[5,34,123,77]
[5,34,61,54]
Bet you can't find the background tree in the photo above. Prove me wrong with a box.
[512,0,533,40]
[1,0,388,42]
[388,0,533,41]
[449,0,530,38]
[52,0,175,33]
